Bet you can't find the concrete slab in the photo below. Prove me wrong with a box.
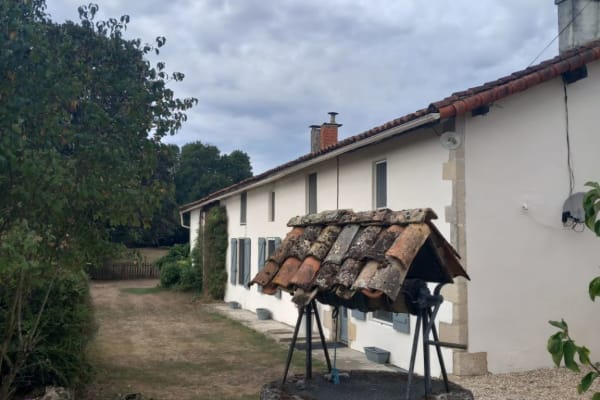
[206,303,402,373]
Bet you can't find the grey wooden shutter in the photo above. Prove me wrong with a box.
[274,237,282,298]
[240,192,247,224]
[393,313,410,334]
[257,238,266,293]
[243,238,251,286]
[308,173,317,213]
[230,238,238,284]
[375,161,387,208]
[352,309,366,321]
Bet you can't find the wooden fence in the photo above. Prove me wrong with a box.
[88,262,160,280]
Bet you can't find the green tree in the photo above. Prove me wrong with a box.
[174,142,252,205]
[0,1,196,397]
[111,143,185,246]
[547,182,600,400]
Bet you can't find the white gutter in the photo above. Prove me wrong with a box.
[179,211,190,229]
[179,112,440,218]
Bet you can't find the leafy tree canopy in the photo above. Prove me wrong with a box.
[1,1,196,395]
[0,0,196,263]
[174,142,252,205]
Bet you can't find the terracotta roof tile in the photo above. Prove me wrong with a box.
[180,40,600,212]
[250,208,469,312]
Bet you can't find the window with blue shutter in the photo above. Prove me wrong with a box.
[243,238,251,286]
[272,237,282,299]
[230,238,237,285]
[257,238,266,293]
[393,313,410,334]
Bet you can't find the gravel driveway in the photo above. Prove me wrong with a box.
[451,366,600,400]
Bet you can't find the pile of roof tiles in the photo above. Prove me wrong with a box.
[250,208,468,313]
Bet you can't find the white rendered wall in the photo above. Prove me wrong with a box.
[214,127,454,375]
[189,209,201,249]
[464,61,600,372]
[337,131,453,375]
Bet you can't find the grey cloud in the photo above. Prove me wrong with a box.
[46,0,559,173]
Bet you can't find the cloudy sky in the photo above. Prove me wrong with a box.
[46,0,559,174]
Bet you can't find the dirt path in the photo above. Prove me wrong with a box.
[81,280,300,400]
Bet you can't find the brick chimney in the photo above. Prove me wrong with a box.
[556,0,600,53]
[319,112,341,150]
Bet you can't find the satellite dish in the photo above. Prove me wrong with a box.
[440,131,462,150]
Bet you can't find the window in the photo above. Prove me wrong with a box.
[269,191,275,221]
[257,237,282,296]
[307,173,317,213]
[267,238,277,256]
[374,160,387,209]
[372,310,393,323]
[235,238,251,287]
[229,238,237,285]
[372,310,410,334]
[240,192,247,224]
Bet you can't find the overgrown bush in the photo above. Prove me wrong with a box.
[159,262,181,288]
[0,263,95,395]
[178,259,200,291]
[156,243,190,270]
[159,205,227,296]
[157,244,200,291]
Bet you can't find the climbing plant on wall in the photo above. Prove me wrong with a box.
[192,205,228,299]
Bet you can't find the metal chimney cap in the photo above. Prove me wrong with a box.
[327,112,340,124]
[309,124,321,129]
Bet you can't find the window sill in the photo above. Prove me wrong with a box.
[371,318,393,327]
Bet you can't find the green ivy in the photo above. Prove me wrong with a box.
[193,205,228,299]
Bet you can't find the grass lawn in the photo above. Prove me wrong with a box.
[80,280,315,400]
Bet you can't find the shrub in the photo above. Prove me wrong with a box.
[0,267,95,395]
[159,262,181,288]
[156,243,190,270]
[178,259,200,291]
[157,245,200,291]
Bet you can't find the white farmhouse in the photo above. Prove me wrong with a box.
[180,0,600,375]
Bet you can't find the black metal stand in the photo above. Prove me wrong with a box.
[405,283,467,400]
[282,300,332,384]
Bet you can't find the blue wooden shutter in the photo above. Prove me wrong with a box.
[393,313,410,334]
[352,309,366,321]
[243,238,251,286]
[274,237,282,298]
[230,238,237,285]
[257,238,266,293]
